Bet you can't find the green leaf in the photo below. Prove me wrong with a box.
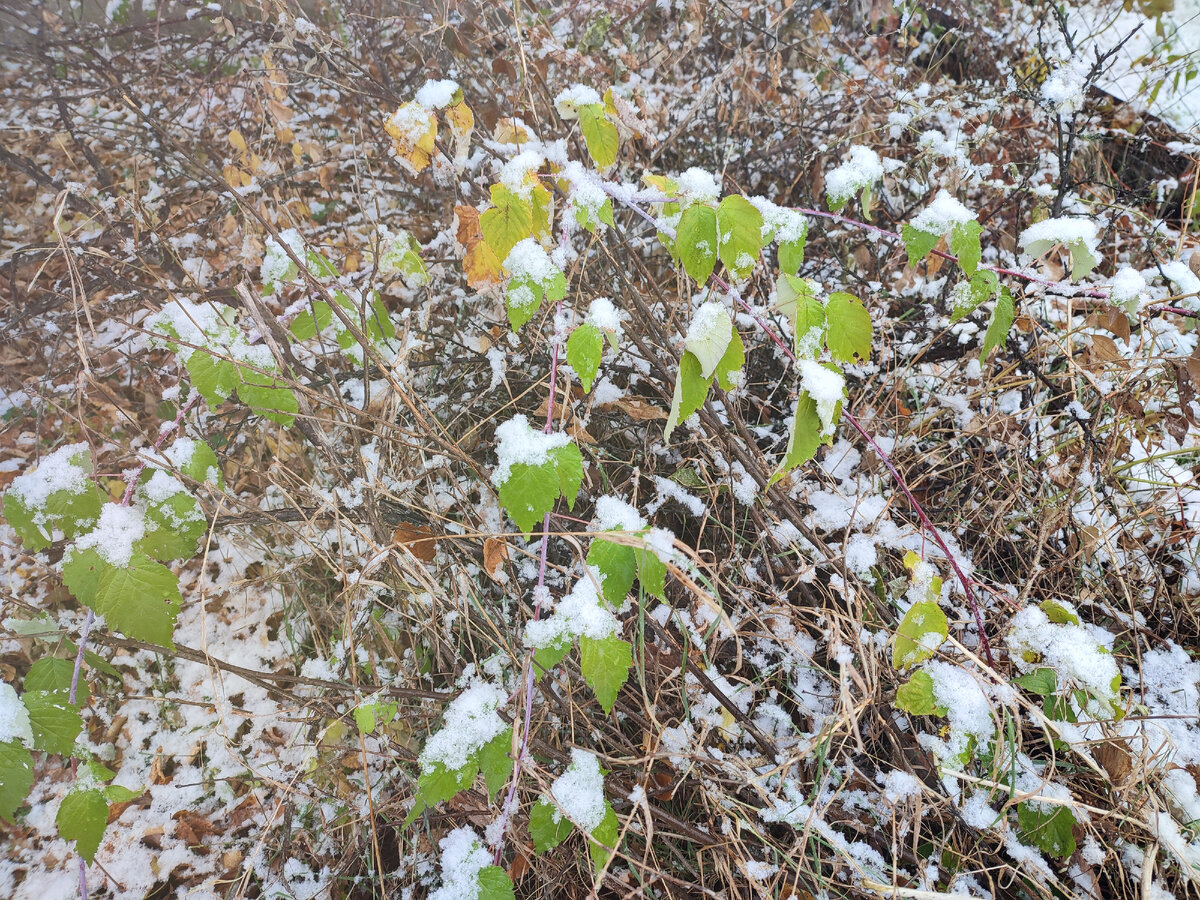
[477,866,517,900]
[685,304,733,380]
[1018,802,1077,858]
[1014,668,1058,697]
[776,274,825,357]
[634,542,667,600]
[404,760,477,827]
[174,439,223,488]
[185,349,238,406]
[57,788,109,863]
[22,690,83,754]
[62,548,182,647]
[477,727,513,802]
[981,288,1014,358]
[580,634,631,715]
[306,249,339,278]
[0,740,34,822]
[137,481,206,561]
[480,185,533,263]
[716,195,764,281]
[712,326,745,392]
[952,269,999,322]
[676,204,718,285]
[3,450,103,552]
[893,600,949,670]
[567,323,604,393]
[895,670,945,717]
[103,784,141,803]
[529,797,573,853]
[587,803,620,874]
[1040,599,1080,626]
[505,277,543,332]
[951,220,983,277]
[25,658,88,706]
[777,224,807,275]
[587,538,637,606]
[902,224,941,267]
[498,462,558,536]
[533,639,570,679]
[549,443,584,510]
[771,392,822,484]
[578,103,619,169]
[825,292,872,363]
[664,351,708,442]
[236,365,298,427]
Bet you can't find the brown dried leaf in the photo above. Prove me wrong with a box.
[1085,305,1131,342]
[393,523,437,561]
[454,205,502,289]
[1095,738,1132,783]
[606,397,668,421]
[482,537,508,579]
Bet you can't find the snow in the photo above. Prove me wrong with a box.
[1111,266,1148,308]
[1018,217,1100,259]
[418,681,508,773]
[554,84,602,119]
[593,495,646,532]
[498,150,544,200]
[877,769,921,805]
[261,227,304,287]
[524,572,618,646]
[387,101,435,145]
[960,792,1001,829]
[1162,259,1200,297]
[798,359,845,436]
[6,443,90,515]
[585,297,623,335]
[72,503,146,568]
[676,166,721,203]
[489,414,571,487]
[415,78,459,109]
[909,189,973,235]
[1007,605,1120,705]
[922,661,996,762]
[0,681,33,746]
[825,145,884,205]
[1040,58,1089,117]
[550,748,607,832]
[749,195,807,244]
[503,238,557,283]
[428,827,491,900]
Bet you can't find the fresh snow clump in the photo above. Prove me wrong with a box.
[418,681,507,773]
[6,443,90,517]
[825,146,884,206]
[428,827,491,900]
[524,572,618,647]
[490,414,570,487]
[593,495,646,532]
[73,503,146,568]
[554,84,602,119]
[798,359,845,436]
[550,748,607,832]
[0,681,33,746]
[676,167,721,204]
[414,78,459,109]
[262,227,305,287]
[504,238,557,283]
[910,189,973,235]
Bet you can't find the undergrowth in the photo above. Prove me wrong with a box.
[1,1,1200,899]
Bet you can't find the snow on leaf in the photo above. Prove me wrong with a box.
[716,194,763,281]
[893,600,949,671]
[685,302,733,381]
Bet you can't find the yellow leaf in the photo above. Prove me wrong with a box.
[228,129,246,154]
[455,205,503,289]
[444,101,474,164]
[385,102,437,175]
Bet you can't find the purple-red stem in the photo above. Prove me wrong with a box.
[613,188,997,664]
[493,299,565,864]
[69,389,202,899]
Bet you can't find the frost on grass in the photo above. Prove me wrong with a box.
[550,748,606,832]
[825,145,884,206]
[418,681,507,773]
[490,414,570,487]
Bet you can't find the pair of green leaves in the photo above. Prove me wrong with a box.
[676,195,764,284]
[405,727,514,827]
[289,290,396,350]
[903,219,984,277]
[497,441,584,535]
[56,759,141,863]
[665,304,745,441]
[529,796,620,874]
[777,280,872,363]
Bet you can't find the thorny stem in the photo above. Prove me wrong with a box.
[611,187,997,664]
[493,299,565,865]
[69,389,202,898]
